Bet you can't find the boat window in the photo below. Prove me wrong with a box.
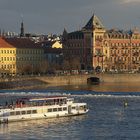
[58,108,62,111]
[63,107,67,111]
[10,112,15,116]
[80,106,84,110]
[16,111,20,115]
[72,107,76,110]
[32,110,37,114]
[53,108,57,112]
[27,110,31,114]
[21,111,26,115]
[48,108,52,112]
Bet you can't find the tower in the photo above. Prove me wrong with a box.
[20,21,24,37]
[82,14,106,71]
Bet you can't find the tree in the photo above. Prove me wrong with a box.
[39,60,49,74]
[22,65,32,74]
[70,57,81,70]
[62,60,71,71]
[62,56,81,72]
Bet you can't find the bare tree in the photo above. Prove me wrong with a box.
[62,60,71,71]
[22,65,32,74]
[70,57,81,70]
[39,60,49,74]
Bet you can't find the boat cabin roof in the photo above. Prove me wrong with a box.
[29,96,67,102]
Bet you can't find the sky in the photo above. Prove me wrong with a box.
[0,0,140,35]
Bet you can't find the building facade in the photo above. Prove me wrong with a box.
[0,38,16,75]
[62,14,140,72]
[104,28,140,72]
[62,15,107,71]
[0,37,45,76]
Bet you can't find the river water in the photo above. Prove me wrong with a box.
[0,82,140,140]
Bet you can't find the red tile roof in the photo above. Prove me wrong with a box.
[0,37,15,48]
[4,37,41,49]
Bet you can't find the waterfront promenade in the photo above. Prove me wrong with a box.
[0,73,140,89]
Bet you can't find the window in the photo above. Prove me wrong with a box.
[16,111,20,115]
[48,108,52,112]
[58,108,62,111]
[53,108,57,112]
[21,111,26,115]
[32,110,37,114]
[10,112,15,116]
[63,107,67,111]
[27,110,31,114]
[80,106,84,110]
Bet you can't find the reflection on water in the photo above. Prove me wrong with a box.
[0,115,87,140]
[49,82,140,92]
[2,82,140,93]
[1,95,140,140]
[1,83,140,139]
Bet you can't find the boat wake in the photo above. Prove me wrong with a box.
[1,90,140,98]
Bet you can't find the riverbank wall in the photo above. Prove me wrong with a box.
[0,74,140,89]
[36,74,140,84]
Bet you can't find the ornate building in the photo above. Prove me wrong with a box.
[104,28,140,72]
[62,14,140,72]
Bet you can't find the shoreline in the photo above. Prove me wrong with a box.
[1,74,140,90]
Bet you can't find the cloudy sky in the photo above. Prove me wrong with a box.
[0,0,140,34]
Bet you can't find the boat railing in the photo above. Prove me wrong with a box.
[0,100,67,109]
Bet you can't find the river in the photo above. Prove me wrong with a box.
[0,82,140,140]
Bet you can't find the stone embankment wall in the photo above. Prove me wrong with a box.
[37,74,140,84]
[0,74,140,89]
[98,74,140,83]
[37,75,88,85]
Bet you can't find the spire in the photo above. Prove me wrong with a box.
[62,28,68,43]
[20,20,24,37]
[0,29,1,37]
[83,14,104,30]
[2,29,5,37]
[63,28,67,35]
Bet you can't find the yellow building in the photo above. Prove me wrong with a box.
[52,41,62,49]
[0,37,45,76]
[0,38,16,75]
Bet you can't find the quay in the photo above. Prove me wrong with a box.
[1,74,140,89]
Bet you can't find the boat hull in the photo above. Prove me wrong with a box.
[0,104,88,123]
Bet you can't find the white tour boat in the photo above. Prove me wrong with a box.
[0,96,88,123]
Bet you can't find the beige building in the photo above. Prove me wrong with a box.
[62,14,140,72]
[62,14,108,71]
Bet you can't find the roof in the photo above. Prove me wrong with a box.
[68,31,84,39]
[37,40,55,48]
[68,31,84,36]
[4,37,41,49]
[83,14,105,30]
[106,29,132,38]
[0,37,15,48]
[29,96,67,102]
